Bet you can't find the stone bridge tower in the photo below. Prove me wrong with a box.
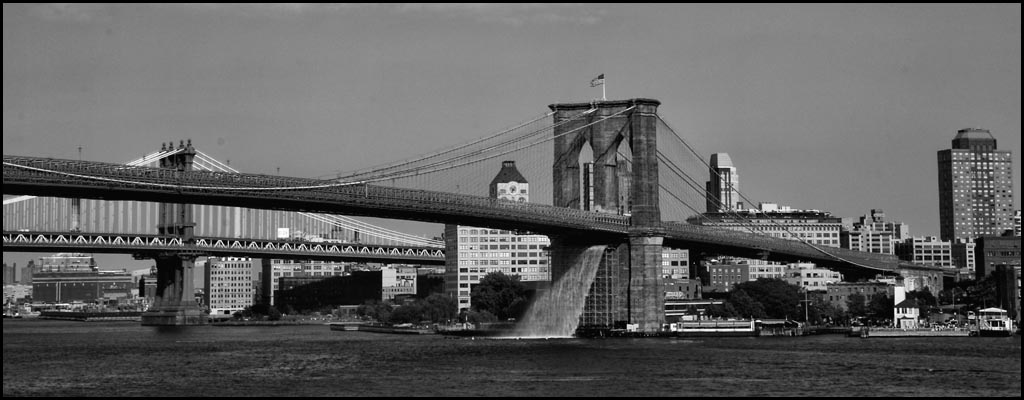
[549,99,665,332]
[140,140,206,325]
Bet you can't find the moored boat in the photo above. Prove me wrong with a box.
[329,322,436,334]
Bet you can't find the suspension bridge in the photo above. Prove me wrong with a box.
[3,144,446,264]
[3,98,945,329]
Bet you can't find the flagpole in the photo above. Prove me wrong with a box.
[602,79,606,101]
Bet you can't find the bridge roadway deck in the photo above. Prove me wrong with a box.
[3,155,951,276]
[3,231,445,264]
[3,155,629,238]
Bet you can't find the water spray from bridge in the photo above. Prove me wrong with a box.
[512,245,606,338]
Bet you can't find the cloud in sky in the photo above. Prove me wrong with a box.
[27,3,113,23]
[393,4,605,26]
[26,3,605,26]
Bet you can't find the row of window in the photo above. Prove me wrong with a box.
[458,229,547,238]
[458,259,548,266]
[459,251,545,258]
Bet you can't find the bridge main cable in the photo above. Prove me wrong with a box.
[193,152,441,247]
[655,115,882,269]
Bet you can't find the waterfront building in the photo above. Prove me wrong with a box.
[840,209,911,255]
[704,261,750,293]
[663,248,700,300]
[275,271,383,311]
[705,152,741,213]
[30,253,134,305]
[31,270,135,305]
[204,257,254,318]
[662,248,690,280]
[444,161,551,311]
[897,236,954,269]
[782,262,842,291]
[825,281,895,312]
[974,235,1022,280]
[937,128,1015,242]
[748,261,786,280]
[893,298,920,329]
[260,259,351,306]
[893,286,920,329]
[381,265,417,301]
[696,257,788,292]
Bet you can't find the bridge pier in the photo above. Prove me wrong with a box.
[141,253,205,326]
[141,140,206,326]
[627,232,664,332]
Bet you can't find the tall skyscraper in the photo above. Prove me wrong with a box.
[937,128,1015,242]
[706,153,740,213]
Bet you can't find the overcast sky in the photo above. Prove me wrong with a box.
[4,4,1020,271]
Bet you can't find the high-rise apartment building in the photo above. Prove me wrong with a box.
[706,153,741,213]
[445,161,551,311]
[937,128,1015,242]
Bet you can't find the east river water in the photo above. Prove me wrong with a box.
[3,319,1020,397]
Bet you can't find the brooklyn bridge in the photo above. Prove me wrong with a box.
[3,98,946,330]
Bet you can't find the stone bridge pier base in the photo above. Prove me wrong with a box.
[628,233,664,332]
[548,233,665,333]
[141,253,206,326]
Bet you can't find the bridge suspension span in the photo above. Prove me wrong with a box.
[3,146,441,248]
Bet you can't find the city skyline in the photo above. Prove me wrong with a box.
[4,4,1021,269]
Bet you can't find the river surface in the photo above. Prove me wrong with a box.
[3,318,1020,397]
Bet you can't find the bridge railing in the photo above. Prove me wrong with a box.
[3,230,445,260]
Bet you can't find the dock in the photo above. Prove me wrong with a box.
[854,326,972,338]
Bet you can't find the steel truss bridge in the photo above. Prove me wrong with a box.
[2,231,444,265]
[3,154,949,280]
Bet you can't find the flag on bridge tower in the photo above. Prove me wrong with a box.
[590,73,606,100]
